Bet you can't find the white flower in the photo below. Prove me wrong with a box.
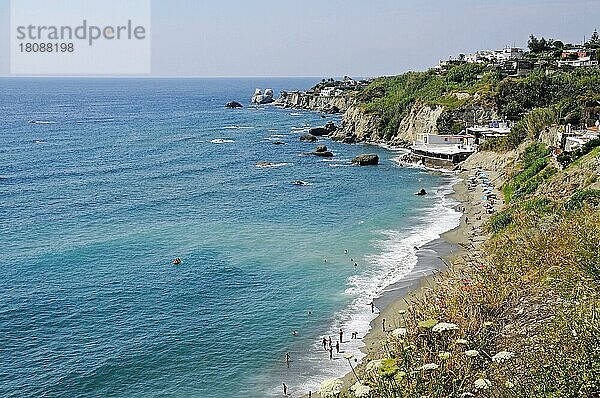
[392,327,408,338]
[474,378,492,390]
[352,383,371,398]
[492,351,515,363]
[460,393,475,398]
[456,339,469,345]
[464,350,479,357]
[432,322,458,333]
[438,351,452,360]
[365,359,383,372]
[419,363,439,371]
[483,321,494,327]
[320,379,344,398]
[505,381,515,388]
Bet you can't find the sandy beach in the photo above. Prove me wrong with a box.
[304,166,505,396]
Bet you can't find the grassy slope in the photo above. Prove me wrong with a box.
[340,146,600,398]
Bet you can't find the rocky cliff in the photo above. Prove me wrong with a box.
[331,101,499,146]
[273,91,355,113]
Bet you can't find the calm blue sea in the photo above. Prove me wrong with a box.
[0,78,459,397]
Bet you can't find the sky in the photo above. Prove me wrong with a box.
[1,0,599,77]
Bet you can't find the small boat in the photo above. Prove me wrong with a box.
[172,258,182,265]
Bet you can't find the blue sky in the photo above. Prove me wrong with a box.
[1,0,599,77]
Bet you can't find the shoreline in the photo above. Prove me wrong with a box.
[303,164,504,396]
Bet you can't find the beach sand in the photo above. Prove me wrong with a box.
[303,168,505,396]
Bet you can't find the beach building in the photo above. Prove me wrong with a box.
[410,133,476,168]
[467,120,511,144]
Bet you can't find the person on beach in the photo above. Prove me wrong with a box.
[382,318,386,332]
[335,341,340,353]
[370,301,375,313]
[322,337,327,350]
[282,383,288,395]
[328,346,333,359]
[328,336,332,348]
[465,216,469,224]
[339,328,343,343]
[285,353,290,368]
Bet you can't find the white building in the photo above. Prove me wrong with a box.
[411,133,477,167]
[467,120,511,143]
[465,47,527,64]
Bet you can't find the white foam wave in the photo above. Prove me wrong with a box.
[29,120,55,124]
[255,162,291,169]
[222,125,253,130]
[210,139,235,144]
[282,178,461,396]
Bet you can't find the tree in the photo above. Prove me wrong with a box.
[591,29,599,44]
[528,34,552,53]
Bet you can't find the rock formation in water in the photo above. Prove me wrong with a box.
[252,89,275,104]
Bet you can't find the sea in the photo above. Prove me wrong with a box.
[0,77,460,397]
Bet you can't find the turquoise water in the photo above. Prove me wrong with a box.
[0,78,459,397]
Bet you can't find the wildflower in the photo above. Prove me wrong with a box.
[492,351,515,363]
[505,381,515,388]
[464,350,479,357]
[438,351,452,360]
[432,322,458,333]
[320,379,344,398]
[391,327,407,338]
[483,321,494,327]
[419,363,439,371]
[456,338,469,345]
[474,378,492,390]
[351,382,371,397]
[398,309,407,315]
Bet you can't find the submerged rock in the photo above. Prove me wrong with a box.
[271,141,286,145]
[225,101,243,108]
[352,154,379,166]
[315,145,328,153]
[300,133,318,142]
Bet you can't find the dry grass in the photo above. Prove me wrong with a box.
[340,198,600,397]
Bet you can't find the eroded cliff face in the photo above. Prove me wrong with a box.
[273,91,355,113]
[394,104,445,144]
[277,91,499,147]
[332,102,498,146]
[331,105,382,143]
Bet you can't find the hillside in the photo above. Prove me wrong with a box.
[323,143,600,398]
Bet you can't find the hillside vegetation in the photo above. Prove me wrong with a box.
[333,144,600,398]
[355,54,600,148]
